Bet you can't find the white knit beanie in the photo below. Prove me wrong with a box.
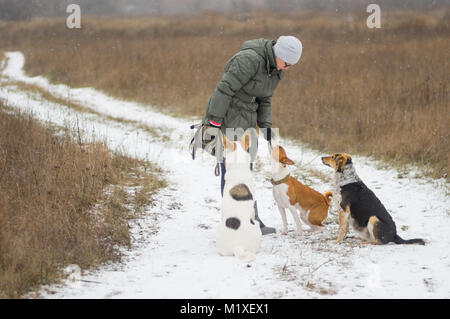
[273,36,303,65]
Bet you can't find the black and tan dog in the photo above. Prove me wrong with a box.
[322,153,425,245]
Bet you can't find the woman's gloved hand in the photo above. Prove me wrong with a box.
[263,127,272,142]
[202,120,222,156]
[262,127,275,150]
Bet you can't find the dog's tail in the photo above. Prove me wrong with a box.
[323,191,333,205]
[233,246,256,263]
[393,234,425,245]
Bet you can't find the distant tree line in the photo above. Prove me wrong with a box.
[0,0,448,20]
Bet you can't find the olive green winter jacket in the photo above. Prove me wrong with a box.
[202,38,283,135]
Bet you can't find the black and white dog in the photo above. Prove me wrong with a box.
[322,153,425,245]
[216,131,262,262]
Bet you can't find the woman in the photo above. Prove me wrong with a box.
[202,35,303,235]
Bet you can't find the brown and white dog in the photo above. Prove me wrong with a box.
[269,145,333,236]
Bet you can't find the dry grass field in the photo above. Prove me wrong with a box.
[0,101,166,298]
[0,10,448,178]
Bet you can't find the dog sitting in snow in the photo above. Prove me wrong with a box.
[216,131,262,262]
[269,144,333,236]
[322,153,425,245]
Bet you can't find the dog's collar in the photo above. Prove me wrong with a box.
[270,174,290,185]
[337,164,360,187]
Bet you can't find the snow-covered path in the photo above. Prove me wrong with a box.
[1,52,449,298]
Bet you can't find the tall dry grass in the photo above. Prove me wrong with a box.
[0,10,448,178]
[0,101,165,298]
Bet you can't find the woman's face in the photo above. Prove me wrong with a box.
[276,56,292,71]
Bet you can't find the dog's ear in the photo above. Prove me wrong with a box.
[239,131,251,151]
[267,140,273,154]
[281,156,295,166]
[222,134,236,152]
[336,154,350,172]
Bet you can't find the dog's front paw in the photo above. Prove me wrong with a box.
[294,231,303,237]
[332,240,342,244]
[281,229,288,235]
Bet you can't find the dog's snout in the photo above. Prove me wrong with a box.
[321,156,332,167]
